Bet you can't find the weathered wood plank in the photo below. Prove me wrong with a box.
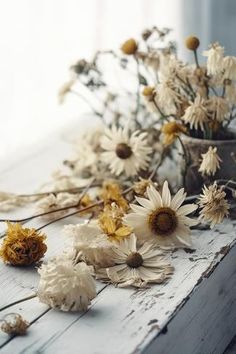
[1,126,236,354]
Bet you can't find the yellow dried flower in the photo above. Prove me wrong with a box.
[161,122,187,145]
[0,223,47,266]
[121,38,138,55]
[98,210,132,242]
[78,194,95,215]
[100,182,129,212]
[133,178,153,196]
[185,36,200,51]
[142,86,155,98]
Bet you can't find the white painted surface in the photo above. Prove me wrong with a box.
[0,127,236,354]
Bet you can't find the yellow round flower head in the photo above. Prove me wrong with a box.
[142,86,155,98]
[0,222,47,266]
[161,121,187,145]
[121,38,138,55]
[185,36,200,51]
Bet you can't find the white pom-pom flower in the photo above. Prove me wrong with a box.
[38,258,96,312]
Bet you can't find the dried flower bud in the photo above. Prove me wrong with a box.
[121,38,138,55]
[185,36,200,51]
[0,314,29,335]
[142,86,155,98]
[142,29,152,41]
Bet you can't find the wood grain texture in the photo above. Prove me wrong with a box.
[0,127,236,354]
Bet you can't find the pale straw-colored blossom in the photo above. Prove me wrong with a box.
[182,94,208,131]
[198,183,230,228]
[199,146,222,176]
[202,43,224,76]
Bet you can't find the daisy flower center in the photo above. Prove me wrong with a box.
[115,143,133,159]
[126,252,143,268]
[148,207,178,236]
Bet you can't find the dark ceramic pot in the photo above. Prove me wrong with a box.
[181,133,236,195]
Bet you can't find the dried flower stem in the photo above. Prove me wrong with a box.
[193,49,200,68]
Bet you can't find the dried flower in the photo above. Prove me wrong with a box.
[182,94,208,131]
[64,222,115,268]
[202,42,224,76]
[156,80,181,114]
[38,258,96,312]
[0,223,47,266]
[35,192,79,220]
[207,96,229,123]
[100,181,129,211]
[142,86,155,98]
[161,121,187,145]
[98,206,132,242]
[58,79,75,104]
[223,56,236,80]
[199,146,222,176]
[0,314,29,335]
[124,181,198,248]
[101,126,152,177]
[98,234,174,288]
[185,36,200,51]
[121,38,138,55]
[133,178,154,196]
[198,183,230,228]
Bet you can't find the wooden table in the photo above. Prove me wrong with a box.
[0,126,236,354]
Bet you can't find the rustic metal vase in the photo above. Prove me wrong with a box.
[181,133,236,195]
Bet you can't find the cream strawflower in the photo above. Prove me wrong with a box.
[207,96,229,123]
[202,43,224,76]
[182,94,208,131]
[198,183,230,228]
[64,221,116,268]
[101,126,152,177]
[199,146,222,176]
[38,258,96,312]
[225,80,236,104]
[223,56,236,80]
[124,182,198,248]
[98,234,174,288]
[156,80,181,114]
[35,193,79,220]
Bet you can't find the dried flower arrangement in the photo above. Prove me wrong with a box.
[0,27,236,330]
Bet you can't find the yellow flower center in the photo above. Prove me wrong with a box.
[126,252,143,268]
[115,143,133,159]
[148,207,178,236]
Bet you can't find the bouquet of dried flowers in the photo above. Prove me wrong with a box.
[0,27,236,324]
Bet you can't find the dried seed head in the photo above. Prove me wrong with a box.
[115,143,133,159]
[185,36,200,51]
[126,252,143,268]
[121,39,138,55]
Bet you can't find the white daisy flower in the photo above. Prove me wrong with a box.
[38,258,96,312]
[202,43,224,76]
[98,234,174,288]
[198,183,230,228]
[223,56,236,80]
[124,182,198,248]
[207,96,229,123]
[101,126,152,177]
[199,146,222,176]
[182,94,208,131]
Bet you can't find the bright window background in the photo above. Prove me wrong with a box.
[0,0,236,161]
[0,0,181,160]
